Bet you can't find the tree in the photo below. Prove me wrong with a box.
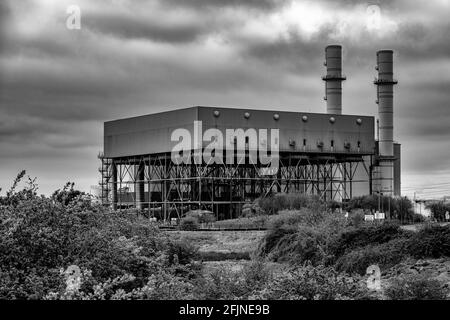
[51,182,87,206]
[426,201,450,222]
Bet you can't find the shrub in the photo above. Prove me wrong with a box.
[326,200,342,213]
[0,175,203,299]
[166,241,199,265]
[257,194,324,215]
[198,213,216,225]
[0,196,167,298]
[260,226,328,264]
[258,209,347,264]
[241,260,272,293]
[179,216,199,231]
[407,224,450,259]
[348,209,366,228]
[252,264,371,300]
[241,203,264,217]
[195,260,272,300]
[334,238,410,275]
[195,267,245,300]
[385,274,447,300]
[345,195,415,222]
[425,201,450,222]
[327,222,408,260]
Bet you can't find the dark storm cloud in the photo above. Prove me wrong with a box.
[161,0,285,11]
[0,0,449,196]
[84,12,208,43]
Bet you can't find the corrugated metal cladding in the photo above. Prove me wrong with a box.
[104,106,375,158]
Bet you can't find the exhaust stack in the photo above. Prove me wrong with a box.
[323,45,346,114]
[375,49,397,195]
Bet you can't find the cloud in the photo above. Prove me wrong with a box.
[0,0,449,196]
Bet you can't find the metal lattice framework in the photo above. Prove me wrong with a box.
[99,151,372,221]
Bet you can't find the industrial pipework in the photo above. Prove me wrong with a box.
[323,45,346,114]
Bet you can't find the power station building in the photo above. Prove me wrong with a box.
[99,45,401,220]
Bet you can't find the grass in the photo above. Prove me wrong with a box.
[166,230,266,262]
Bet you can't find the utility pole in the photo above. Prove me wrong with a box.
[377,191,381,213]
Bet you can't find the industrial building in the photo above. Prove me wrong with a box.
[99,45,401,220]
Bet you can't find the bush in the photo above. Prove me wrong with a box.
[327,222,408,260]
[345,195,415,222]
[258,209,347,264]
[252,264,371,300]
[260,226,327,264]
[334,238,410,275]
[407,224,450,259]
[166,241,199,265]
[194,260,273,300]
[257,194,324,215]
[348,209,366,228]
[258,228,297,261]
[385,274,447,300]
[426,201,450,222]
[179,216,199,231]
[0,192,172,299]
[0,174,203,299]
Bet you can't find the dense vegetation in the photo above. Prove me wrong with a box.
[426,201,450,222]
[1,173,448,300]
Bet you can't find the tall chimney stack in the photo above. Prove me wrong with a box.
[375,49,397,196]
[323,45,346,114]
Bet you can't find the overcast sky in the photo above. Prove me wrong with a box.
[1,0,449,199]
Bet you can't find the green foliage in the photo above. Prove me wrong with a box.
[407,224,450,259]
[385,274,447,300]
